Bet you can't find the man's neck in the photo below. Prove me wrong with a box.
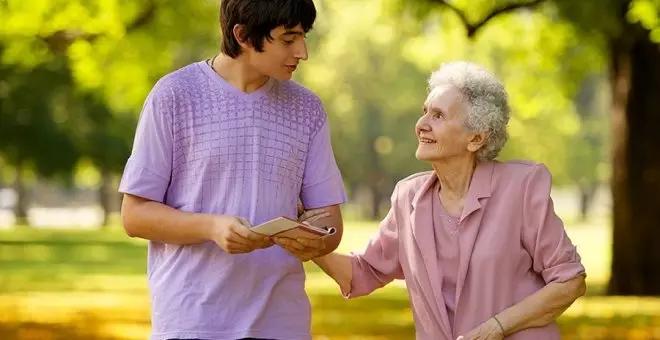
[212,54,270,93]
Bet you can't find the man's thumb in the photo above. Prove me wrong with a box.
[456,337,464,340]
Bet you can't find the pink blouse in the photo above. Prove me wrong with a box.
[345,161,586,340]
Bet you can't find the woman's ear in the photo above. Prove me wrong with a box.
[467,131,489,153]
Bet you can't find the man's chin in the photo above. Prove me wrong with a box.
[268,71,293,81]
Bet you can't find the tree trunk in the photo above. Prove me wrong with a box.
[13,163,28,226]
[369,182,383,220]
[578,183,597,222]
[607,35,660,295]
[98,167,111,227]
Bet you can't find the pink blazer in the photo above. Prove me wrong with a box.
[346,160,586,339]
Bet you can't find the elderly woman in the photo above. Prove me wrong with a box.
[287,61,587,340]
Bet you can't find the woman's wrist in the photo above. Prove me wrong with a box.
[491,315,506,335]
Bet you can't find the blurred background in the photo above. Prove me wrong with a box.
[1,0,659,339]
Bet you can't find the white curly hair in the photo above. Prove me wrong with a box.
[428,61,510,162]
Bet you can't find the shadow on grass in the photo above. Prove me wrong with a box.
[0,313,149,340]
[559,315,660,339]
[0,238,147,293]
[310,291,415,339]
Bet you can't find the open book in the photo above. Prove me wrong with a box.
[251,216,336,239]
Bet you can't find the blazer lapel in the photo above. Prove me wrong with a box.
[410,174,453,339]
[455,162,494,306]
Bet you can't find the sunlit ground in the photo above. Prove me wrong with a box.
[1,217,659,340]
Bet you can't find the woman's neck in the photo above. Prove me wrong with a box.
[212,53,269,93]
[432,156,477,203]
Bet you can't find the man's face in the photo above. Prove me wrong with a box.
[244,24,309,81]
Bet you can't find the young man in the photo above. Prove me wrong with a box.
[118,1,346,339]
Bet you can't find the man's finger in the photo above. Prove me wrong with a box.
[228,229,253,246]
[275,238,306,252]
[236,217,253,228]
[232,222,269,243]
[296,237,324,249]
[227,244,251,254]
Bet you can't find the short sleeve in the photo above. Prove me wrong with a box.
[344,184,404,298]
[300,111,347,209]
[521,163,586,284]
[118,81,174,203]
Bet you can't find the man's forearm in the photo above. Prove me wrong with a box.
[313,252,353,293]
[309,205,343,256]
[496,275,586,335]
[121,194,214,245]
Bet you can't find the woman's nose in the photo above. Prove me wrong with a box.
[416,115,430,132]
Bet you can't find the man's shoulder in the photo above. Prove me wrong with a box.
[277,80,323,108]
[151,62,204,95]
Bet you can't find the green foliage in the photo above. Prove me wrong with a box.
[0,0,220,187]
[0,54,79,180]
[304,0,608,189]
[298,0,431,195]
[627,0,660,41]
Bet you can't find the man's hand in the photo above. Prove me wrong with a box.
[298,207,331,224]
[271,207,332,261]
[273,236,326,262]
[209,215,273,254]
[456,317,504,340]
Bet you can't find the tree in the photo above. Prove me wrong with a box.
[404,0,660,295]
[0,53,80,224]
[298,0,431,218]
[568,74,610,221]
[0,0,219,225]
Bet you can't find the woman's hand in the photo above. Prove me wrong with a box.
[456,317,504,340]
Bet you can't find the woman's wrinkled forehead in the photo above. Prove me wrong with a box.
[424,85,467,116]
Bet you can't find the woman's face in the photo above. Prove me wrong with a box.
[415,85,483,163]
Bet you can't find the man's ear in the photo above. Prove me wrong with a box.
[232,24,251,49]
[467,131,489,153]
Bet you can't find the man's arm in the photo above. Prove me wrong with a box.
[309,204,343,255]
[121,194,213,244]
[122,194,272,253]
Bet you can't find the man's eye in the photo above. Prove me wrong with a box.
[283,40,295,45]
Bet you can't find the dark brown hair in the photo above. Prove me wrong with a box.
[220,0,317,58]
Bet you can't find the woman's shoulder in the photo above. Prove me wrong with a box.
[390,171,435,202]
[491,160,554,195]
[493,159,552,179]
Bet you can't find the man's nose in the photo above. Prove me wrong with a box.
[295,40,308,61]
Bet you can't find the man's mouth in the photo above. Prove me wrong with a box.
[419,137,436,144]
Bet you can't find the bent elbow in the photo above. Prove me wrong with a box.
[575,276,587,298]
[121,211,140,238]
[120,196,142,238]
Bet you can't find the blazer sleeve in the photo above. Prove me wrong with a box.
[344,183,404,298]
[521,163,587,284]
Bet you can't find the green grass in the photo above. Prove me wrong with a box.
[1,220,660,340]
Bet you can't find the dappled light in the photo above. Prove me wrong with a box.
[2,222,660,339]
[2,0,660,338]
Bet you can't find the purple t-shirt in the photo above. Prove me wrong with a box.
[118,61,347,340]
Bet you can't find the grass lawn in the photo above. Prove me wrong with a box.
[1,220,659,340]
